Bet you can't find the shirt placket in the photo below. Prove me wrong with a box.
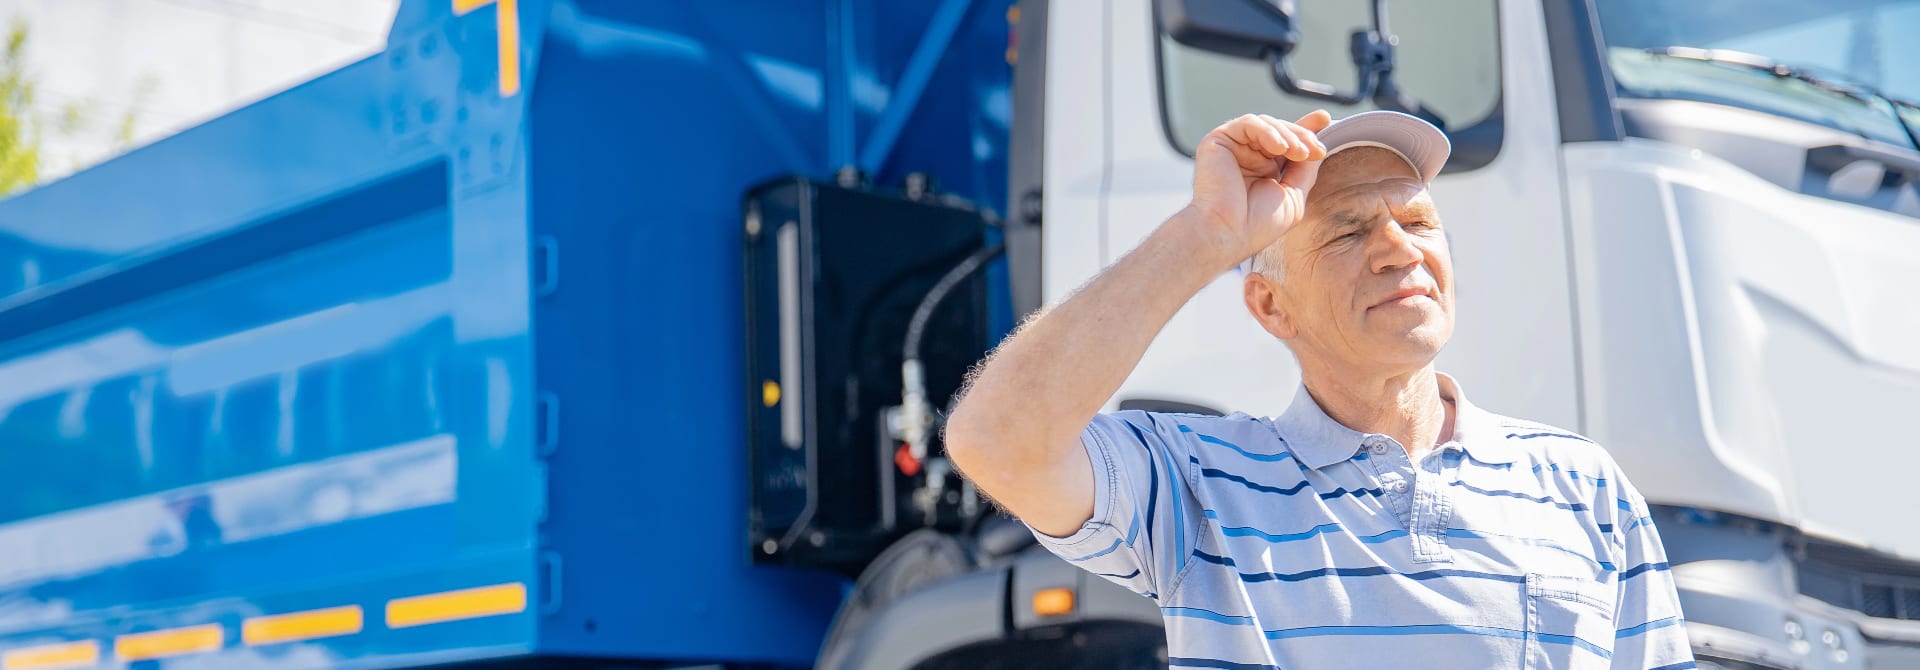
[1360,435,1416,530]
[1408,445,1463,564]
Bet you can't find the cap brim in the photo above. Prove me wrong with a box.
[1314,110,1451,183]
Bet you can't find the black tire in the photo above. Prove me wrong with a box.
[816,530,975,670]
[910,621,1168,670]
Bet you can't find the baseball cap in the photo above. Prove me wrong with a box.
[1314,110,1451,183]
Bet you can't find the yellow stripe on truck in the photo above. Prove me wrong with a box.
[1,640,98,670]
[448,0,522,97]
[243,605,364,645]
[497,0,521,96]
[385,582,527,628]
[114,624,223,661]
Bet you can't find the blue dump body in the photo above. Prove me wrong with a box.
[0,0,1012,666]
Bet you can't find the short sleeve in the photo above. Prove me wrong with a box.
[1027,411,1207,600]
[1608,480,1695,669]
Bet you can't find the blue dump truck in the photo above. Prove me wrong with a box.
[0,0,1026,666]
[7,0,1920,668]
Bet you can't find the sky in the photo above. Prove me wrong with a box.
[0,0,400,183]
[8,0,1912,188]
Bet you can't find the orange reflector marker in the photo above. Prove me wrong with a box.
[1032,587,1075,617]
[448,0,521,97]
[2,640,99,670]
[497,0,521,96]
[243,605,364,646]
[386,583,527,629]
[115,624,223,661]
[762,380,782,407]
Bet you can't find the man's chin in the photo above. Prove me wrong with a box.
[1367,322,1451,363]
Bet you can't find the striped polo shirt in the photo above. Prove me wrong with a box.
[1032,374,1694,669]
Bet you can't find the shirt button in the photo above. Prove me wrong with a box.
[1370,442,1389,455]
[1392,480,1408,493]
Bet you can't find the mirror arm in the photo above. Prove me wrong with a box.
[1263,0,1447,130]
[1372,74,1447,131]
[1264,39,1378,106]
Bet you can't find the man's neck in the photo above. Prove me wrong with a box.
[1299,363,1453,458]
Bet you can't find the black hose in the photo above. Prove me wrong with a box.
[903,244,1006,365]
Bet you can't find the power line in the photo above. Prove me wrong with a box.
[31,86,191,122]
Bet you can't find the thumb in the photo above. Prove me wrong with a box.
[1279,157,1322,194]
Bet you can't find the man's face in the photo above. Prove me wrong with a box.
[1246,147,1455,372]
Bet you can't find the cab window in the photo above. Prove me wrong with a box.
[1157,0,1504,171]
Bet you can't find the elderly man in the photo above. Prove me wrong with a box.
[944,110,1694,669]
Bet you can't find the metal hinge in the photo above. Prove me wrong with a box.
[539,550,564,616]
[536,390,560,458]
[533,234,559,298]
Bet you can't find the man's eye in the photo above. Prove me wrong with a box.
[1403,220,1434,230]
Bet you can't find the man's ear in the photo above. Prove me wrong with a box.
[1243,272,1297,340]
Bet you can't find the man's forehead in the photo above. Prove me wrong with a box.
[1307,176,1432,219]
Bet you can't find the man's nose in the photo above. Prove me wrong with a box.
[1368,220,1424,274]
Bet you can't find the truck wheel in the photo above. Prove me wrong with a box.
[909,620,1167,670]
[816,530,974,669]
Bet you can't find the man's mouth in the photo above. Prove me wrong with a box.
[1370,286,1436,308]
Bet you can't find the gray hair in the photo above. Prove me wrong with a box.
[1247,242,1286,285]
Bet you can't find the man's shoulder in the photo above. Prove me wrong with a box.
[1105,409,1267,430]
[1099,410,1282,456]
[1477,412,1626,474]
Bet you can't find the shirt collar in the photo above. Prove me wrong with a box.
[1439,374,1520,465]
[1273,372,1520,470]
[1274,383,1366,470]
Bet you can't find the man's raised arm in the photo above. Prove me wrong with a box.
[942,111,1330,537]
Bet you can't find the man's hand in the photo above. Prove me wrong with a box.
[1185,111,1331,271]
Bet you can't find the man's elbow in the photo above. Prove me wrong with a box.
[942,401,1027,496]
[940,403,991,475]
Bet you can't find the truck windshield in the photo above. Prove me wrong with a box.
[1595,0,1920,149]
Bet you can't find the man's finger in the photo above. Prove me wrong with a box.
[1274,116,1327,161]
[1279,157,1323,194]
[1213,117,1293,175]
[1262,114,1328,162]
[1290,111,1330,158]
[1211,133,1278,175]
[1255,115,1305,161]
[1249,122,1292,160]
[1226,115,1290,159]
[1295,109,1333,133]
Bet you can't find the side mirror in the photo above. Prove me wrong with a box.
[1155,0,1299,60]
[1155,0,1446,130]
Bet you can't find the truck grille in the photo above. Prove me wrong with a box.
[1798,539,1920,621]
[1856,583,1920,620]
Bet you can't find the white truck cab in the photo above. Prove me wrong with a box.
[1011,0,1920,667]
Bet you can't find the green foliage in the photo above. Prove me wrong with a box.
[0,17,153,197]
[0,18,37,194]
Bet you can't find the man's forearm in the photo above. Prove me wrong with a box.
[947,111,1325,534]
[946,209,1231,495]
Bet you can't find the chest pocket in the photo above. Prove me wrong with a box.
[1525,573,1617,670]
